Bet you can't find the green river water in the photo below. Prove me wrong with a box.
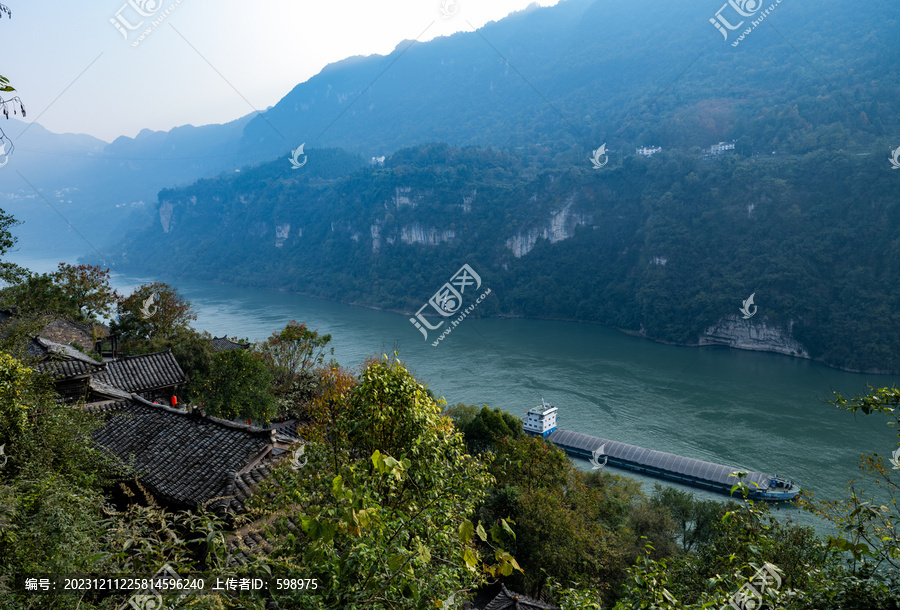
[12,252,900,532]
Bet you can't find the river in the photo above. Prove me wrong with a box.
[10,249,899,532]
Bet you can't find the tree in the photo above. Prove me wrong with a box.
[258,321,333,391]
[199,348,275,424]
[0,272,77,318]
[463,406,523,453]
[0,351,112,607]
[52,263,118,320]
[444,402,479,432]
[810,386,900,575]
[482,436,641,601]
[0,208,24,285]
[649,485,732,552]
[129,326,217,404]
[242,355,519,608]
[258,321,333,418]
[112,282,197,350]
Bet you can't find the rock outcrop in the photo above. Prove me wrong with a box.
[699,315,808,357]
[506,197,590,258]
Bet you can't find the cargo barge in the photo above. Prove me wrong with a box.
[524,400,800,502]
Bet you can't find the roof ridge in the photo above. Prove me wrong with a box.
[34,335,105,367]
[129,394,276,439]
[115,348,174,361]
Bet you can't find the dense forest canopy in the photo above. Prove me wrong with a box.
[104,139,900,373]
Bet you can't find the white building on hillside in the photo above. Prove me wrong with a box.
[636,146,662,157]
[707,141,736,155]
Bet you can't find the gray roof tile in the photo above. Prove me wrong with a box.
[210,336,251,352]
[92,397,279,507]
[93,350,186,393]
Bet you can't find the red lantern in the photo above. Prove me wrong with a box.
[170,395,178,407]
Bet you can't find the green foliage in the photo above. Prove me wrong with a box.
[258,320,332,391]
[200,349,275,423]
[0,272,80,319]
[489,435,571,491]
[447,404,523,454]
[803,386,900,583]
[112,281,197,349]
[0,250,117,328]
[242,355,508,608]
[480,436,652,603]
[258,321,333,418]
[0,351,32,439]
[444,402,479,432]
[52,263,118,319]
[158,327,217,404]
[0,350,117,608]
[110,139,900,373]
[0,207,25,284]
[116,326,217,404]
[648,485,732,553]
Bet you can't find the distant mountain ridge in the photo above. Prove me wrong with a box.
[8,0,900,371]
[2,0,897,249]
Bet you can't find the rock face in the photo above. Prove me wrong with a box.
[275,223,291,247]
[699,315,808,357]
[159,200,174,233]
[399,224,455,246]
[506,198,590,258]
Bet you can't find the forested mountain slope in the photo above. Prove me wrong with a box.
[5,0,898,249]
[105,142,900,373]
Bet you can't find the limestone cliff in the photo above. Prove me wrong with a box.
[699,315,808,358]
[506,197,590,258]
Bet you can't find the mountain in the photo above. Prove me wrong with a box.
[0,115,252,251]
[10,0,900,370]
[101,140,900,373]
[3,0,897,250]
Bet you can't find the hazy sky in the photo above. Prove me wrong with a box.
[0,1,560,142]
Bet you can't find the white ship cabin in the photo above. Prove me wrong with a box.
[523,399,558,437]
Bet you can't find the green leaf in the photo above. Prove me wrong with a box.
[459,519,474,544]
[463,548,478,572]
[501,518,516,540]
[475,522,487,542]
[371,449,383,471]
[417,540,431,563]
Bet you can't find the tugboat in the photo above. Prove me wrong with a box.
[523,402,800,502]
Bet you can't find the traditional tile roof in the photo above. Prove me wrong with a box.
[40,316,105,349]
[224,464,302,567]
[93,350,186,394]
[88,378,134,402]
[26,336,105,379]
[209,336,251,352]
[482,585,557,610]
[92,396,289,507]
[228,511,299,567]
[82,398,133,414]
[212,463,275,516]
[272,419,300,440]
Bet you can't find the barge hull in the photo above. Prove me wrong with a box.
[545,428,798,502]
